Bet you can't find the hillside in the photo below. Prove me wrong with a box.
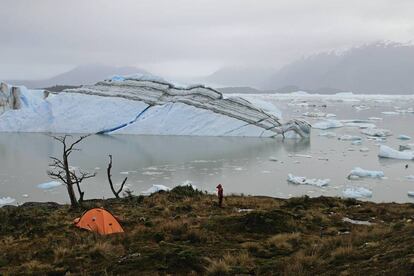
[1,188,414,275]
[6,64,149,88]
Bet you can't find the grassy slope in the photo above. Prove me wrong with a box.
[1,187,414,275]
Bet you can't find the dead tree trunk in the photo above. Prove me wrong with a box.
[47,135,96,208]
[107,155,127,198]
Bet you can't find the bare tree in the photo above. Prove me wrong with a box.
[47,135,96,207]
[107,155,127,198]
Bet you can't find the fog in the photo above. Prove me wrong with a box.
[1,0,414,80]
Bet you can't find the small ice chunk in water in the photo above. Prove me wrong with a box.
[359,147,370,152]
[313,120,343,130]
[319,132,336,138]
[338,135,362,141]
[398,135,411,140]
[408,191,414,197]
[368,117,383,121]
[0,197,15,205]
[361,128,392,137]
[22,194,29,198]
[352,140,362,145]
[348,167,384,179]
[141,184,171,195]
[378,145,414,160]
[406,175,414,180]
[381,111,399,115]
[287,174,330,187]
[37,181,62,189]
[343,187,372,198]
[268,156,278,162]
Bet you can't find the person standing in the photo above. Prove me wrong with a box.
[216,184,224,207]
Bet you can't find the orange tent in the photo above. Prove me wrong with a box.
[73,208,124,235]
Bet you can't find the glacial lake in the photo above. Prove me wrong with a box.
[1,93,414,204]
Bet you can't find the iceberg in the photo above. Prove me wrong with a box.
[287,174,329,187]
[37,181,63,189]
[348,167,384,179]
[342,187,372,198]
[318,131,336,138]
[312,119,343,130]
[0,196,15,205]
[141,184,171,196]
[0,79,311,138]
[378,145,414,160]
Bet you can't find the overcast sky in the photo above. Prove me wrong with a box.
[1,0,414,80]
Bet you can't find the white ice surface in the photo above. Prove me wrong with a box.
[348,167,384,178]
[398,135,411,140]
[312,119,343,130]
[342,187,373,198]
[0,93,149,133]
[0,196,16,205]
[287,173,329,187]
[378,145,414,160]
[37,181,62,189]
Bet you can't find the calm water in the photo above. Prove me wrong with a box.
[1,94,414,204]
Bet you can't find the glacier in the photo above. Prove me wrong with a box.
[0,78,311,138]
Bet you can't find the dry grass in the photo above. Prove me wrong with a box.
[1,190,414,275]
[89,240,125,259]
[267,232,301,251]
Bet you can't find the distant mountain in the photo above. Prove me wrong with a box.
[264,42,414,94]
[204,43,414,94]
[203,66,275,88]
[216,86,263,94]
[6,64,149,88]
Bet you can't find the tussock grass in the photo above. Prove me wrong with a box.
[1,188,414,275]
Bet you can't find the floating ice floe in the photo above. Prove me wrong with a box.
[361,128,392,137]
[302,112,336,118]
[312,119,343,130]
[141,184,171,195]
[0,197,15,205]
[268,156,278,162]
[359,147,370,152]
[408,191,414,197]
[381,111,399,115]
[37,181,62,189]
[318,131,336,138]
[398,135,411,140]
[22,194,29,198]
[406,175,414,180]
[342,217,373,225]
[338,135,362,141]
[353,105,370,111]
[352,140,362,145]
[342,187,372,198]
[287,174,330,187]
[293,154,312,158]
[368,117,383,121]
[378,145,414,160]
[348,167,384,179]
[0,79,311,138]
